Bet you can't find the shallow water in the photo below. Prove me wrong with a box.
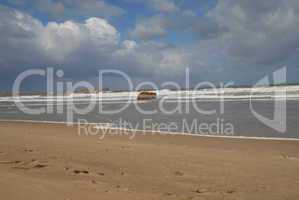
[0,97,298,139]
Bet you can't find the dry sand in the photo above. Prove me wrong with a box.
[0,121,299,200]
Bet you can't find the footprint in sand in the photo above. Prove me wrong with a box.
[12,159,47,170]
[91,180,97,184]
[280,154,299,161]
[174,171,184,176]
[98,172,105,176]
[0,160,21,164]
[24,149,34,153]
[73,169,89,175]
[163,192,173,196]
[194,188,209,194]
[68,168,107,177]
[226,190,235,194]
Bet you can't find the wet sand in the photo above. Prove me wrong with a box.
[0,121,299,200]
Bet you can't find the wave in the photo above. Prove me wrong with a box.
[1,85,299,102]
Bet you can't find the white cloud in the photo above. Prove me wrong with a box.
[208,0,299,64]
[129,16,167,40]
[38,17,119,61]
[127,0,178,13]
[150,0,178,13]
[8,0,124,19]
[129,11,227,41]
[37,18,118,62]
[122,40,137,50]
[2,0,299,88]
[0,5,120,67]
[0,6,191,81]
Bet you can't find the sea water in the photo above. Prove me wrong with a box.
[1,86,299,139]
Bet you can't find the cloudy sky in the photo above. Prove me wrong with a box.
[1,0,299,91]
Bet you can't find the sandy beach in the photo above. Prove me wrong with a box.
[0,121,299,200]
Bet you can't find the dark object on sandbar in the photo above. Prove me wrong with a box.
[137,91,157,100]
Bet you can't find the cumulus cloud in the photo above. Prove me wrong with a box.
[129,15,168,40]
[129,11,228,41]
[0,6,44,67]
[0,5,119,64]
[113,41,191,77]
[6,0,124,20]
[130,0,299,66]
[209,0,299,64]
[0,5,191,86]
[127,0,178,13]
[148,0,178,13]
[1,0,299,89]
[39,17,119,61]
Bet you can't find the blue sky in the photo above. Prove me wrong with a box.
[0,0,299,91]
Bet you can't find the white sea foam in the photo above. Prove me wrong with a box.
[1,85,299,102]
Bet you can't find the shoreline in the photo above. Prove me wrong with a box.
[1,119,299,141]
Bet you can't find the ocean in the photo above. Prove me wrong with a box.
[1,86,299,139]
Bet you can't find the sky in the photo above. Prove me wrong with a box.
[1,0,299,91]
